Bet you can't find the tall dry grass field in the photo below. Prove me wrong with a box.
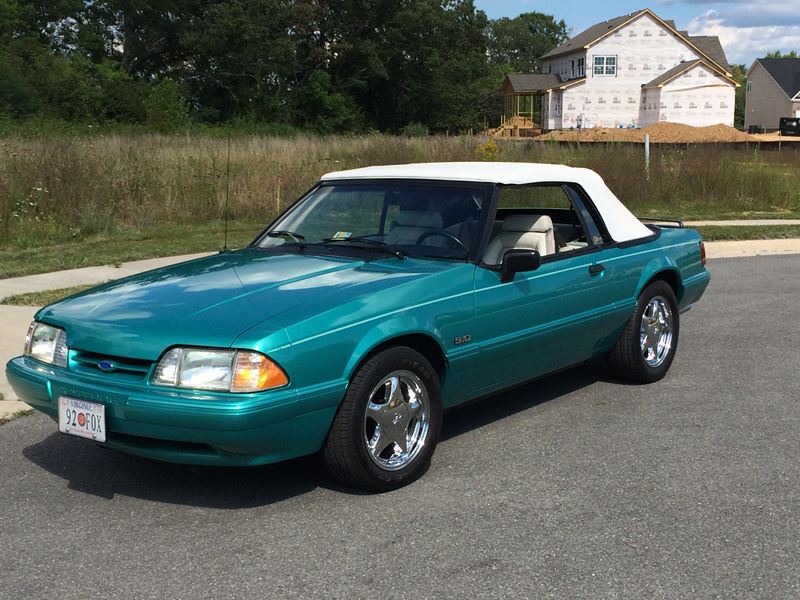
[1,134,799,250]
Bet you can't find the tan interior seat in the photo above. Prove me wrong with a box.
[482,214,555,265]
[385,211,443,245]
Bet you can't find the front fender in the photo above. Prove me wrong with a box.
[342,317,448,381]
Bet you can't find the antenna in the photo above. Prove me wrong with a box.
[222,108,232,253]
[193,71,253,254]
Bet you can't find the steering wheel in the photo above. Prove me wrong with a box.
[416,230,468,254]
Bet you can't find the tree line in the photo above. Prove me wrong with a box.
[0,0,568,133]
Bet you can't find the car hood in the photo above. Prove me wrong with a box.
[37,249,456,360]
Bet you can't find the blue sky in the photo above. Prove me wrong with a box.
[474,0,800,65]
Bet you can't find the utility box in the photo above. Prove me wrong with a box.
[779,117,800,137]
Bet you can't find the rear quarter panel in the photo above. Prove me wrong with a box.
[606,227,708,319]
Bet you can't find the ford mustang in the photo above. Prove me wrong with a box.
[6,162,710,491]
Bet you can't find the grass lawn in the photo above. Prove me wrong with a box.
[0,220,262,279]
[0,284,97,306]
[694,224,800,241]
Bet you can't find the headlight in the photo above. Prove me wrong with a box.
[151,347,288,393]
[25,322,68,367]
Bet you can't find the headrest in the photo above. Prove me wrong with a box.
[502,214,553,233]
[396,210,443,229]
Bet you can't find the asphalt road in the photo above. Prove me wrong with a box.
[1,255,798,600]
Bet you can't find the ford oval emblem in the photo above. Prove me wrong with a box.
[98,360,117,372]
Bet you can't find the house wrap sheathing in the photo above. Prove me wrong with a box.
[538,9,737,130]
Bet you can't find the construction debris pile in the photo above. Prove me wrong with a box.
[536,122,753,143]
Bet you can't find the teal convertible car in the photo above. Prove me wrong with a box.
[7,162,709,491]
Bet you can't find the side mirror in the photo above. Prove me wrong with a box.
[500,249,541,283]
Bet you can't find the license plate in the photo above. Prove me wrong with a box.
[58,396,106,443]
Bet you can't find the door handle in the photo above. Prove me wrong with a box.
[589,264,605,275]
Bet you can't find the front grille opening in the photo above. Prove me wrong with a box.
[70,349,153,379]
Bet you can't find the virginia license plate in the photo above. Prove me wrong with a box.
[58,396,106,443]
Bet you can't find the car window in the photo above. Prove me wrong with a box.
[259,183,486,260]
[493,184,606,257]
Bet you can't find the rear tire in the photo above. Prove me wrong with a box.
[322,347,442,492]
[607,280,679,383]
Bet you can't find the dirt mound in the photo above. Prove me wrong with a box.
[537,122,751,143]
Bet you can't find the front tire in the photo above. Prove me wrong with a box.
[607,280,679,383]
[322,347,442,492]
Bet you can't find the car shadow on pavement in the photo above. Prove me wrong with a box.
[22,432,341,508]
[22,362,613,507]
[441,361,608,442]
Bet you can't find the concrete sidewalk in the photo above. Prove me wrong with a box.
[0,305,39,419]
[0,252,213,298]
[705,238,800,259]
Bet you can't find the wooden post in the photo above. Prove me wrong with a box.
[644,134,650,180]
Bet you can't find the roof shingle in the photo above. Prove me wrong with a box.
[540,11,639,59]
[754,58,800,98]
[502,73,563,94]
[687,36,730,71]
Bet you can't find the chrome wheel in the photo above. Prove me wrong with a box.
[363,370,430,472]
[640,296,673,368]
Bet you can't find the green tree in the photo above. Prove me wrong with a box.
[181,0,297,123]
[731,64,746,130]
[765,50,799,58]
[486,12,568,72]
[145,78,190,131]
[364,0,493,132]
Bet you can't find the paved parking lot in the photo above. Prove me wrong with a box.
[1,255,798,599]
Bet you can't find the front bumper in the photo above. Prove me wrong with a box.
[6,356,345,466]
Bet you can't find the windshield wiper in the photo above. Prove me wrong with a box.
[320,237,406,260]
[266,230,306,246]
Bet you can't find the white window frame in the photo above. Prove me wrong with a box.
[593,55,617,77]
[577,57,585,78]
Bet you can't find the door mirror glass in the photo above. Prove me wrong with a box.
[500,249,541,283]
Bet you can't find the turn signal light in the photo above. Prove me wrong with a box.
[699,241,706,267]
[231,351,289,393]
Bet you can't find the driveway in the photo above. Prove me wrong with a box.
[0,255,798,599]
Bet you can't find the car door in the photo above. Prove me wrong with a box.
[467,184,627,396]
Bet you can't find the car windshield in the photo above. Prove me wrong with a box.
[258,183,487,260]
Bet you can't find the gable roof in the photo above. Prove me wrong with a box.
[751,58,800,99]
[642,60,738,89]
[687,36,730,71]
[541,12,635,59]
[501,73,563,94]
[540,8,731,75]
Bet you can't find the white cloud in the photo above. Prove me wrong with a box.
[687,7,800,64]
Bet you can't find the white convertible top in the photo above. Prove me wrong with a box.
[321,162,652,243]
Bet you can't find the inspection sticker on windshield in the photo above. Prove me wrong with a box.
[331,231,352,240]
[58,396,106,443]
